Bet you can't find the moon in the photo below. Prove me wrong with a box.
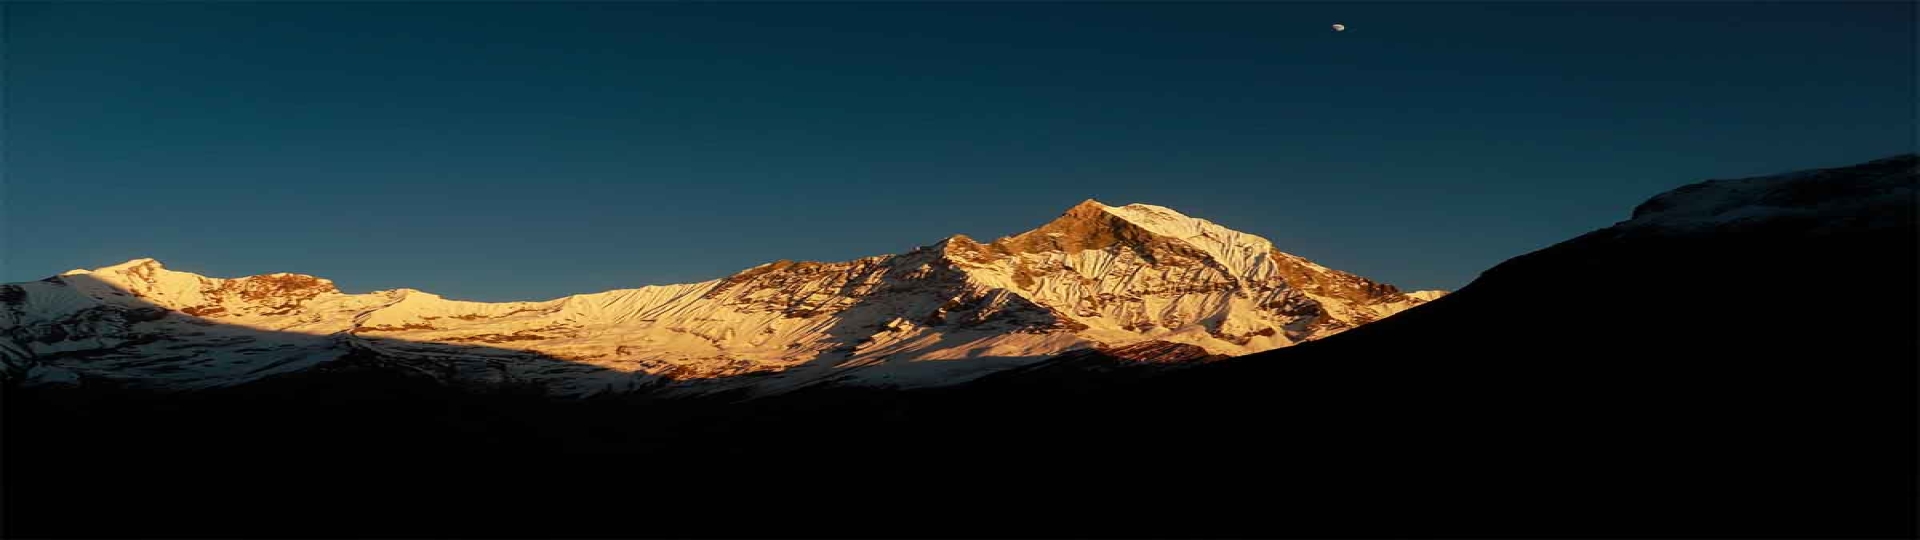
[1332,23,1346,32]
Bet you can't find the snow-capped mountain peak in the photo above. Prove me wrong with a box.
[1100,201,1280,279]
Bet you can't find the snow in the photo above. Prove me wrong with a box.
[1099,202,1280,281]
[23,364,81,386]
[1622,154,1915,234]
[1405,290,1447,302]
[3,200,1447,396]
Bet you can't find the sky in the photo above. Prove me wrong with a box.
[4,2,1912,301]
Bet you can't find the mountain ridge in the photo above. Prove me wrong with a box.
[7,155,1911,538]
[2,199,1442,395]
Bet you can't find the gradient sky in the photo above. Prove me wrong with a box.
[4,2,1912,301]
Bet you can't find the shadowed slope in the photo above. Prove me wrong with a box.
[1084,153,1919,537]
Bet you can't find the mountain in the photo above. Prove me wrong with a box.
[1020,152,1917,537]
[0,200,1439,395]
[5,155,1912,538]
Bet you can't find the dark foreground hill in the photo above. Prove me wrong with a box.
[6,155,1914,538]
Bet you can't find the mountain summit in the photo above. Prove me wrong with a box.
[1,201,1440,395]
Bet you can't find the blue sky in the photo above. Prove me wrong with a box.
[4,2,1911,301]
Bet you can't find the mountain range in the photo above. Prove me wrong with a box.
[1,200,1438,395]
[5,154,1914,538]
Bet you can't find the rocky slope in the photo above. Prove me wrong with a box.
[0,200,1439,395]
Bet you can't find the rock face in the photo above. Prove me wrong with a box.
[0,201,1440,395]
